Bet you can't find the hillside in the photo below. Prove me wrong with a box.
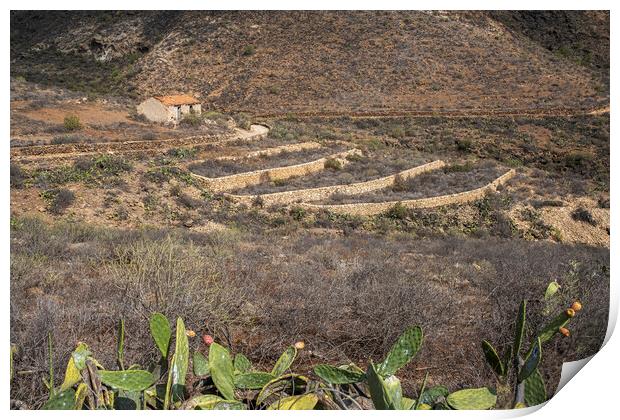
[11,11,609,114]
[9,11,610,410]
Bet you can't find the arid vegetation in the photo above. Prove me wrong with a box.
[9,10,609,410]
[10,216,609,408]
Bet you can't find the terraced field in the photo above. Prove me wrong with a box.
[320,162,508,204]
[182,139,516,213]
[230,151,431,195]
[188,144,349,178]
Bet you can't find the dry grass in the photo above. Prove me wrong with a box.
[10,216,609,407]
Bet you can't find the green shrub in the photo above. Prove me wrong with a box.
[385,202,408,220]
[289,206,306,221]
[63,115,82,131]
[571,207,597,226]
[242,45,256,56]
[456,139,473,152]
[563,151,594,172]
[10,164,25,189]
[42,188,75,214]
[180,113,203,127]
[323,158,342,171]
[233,113,252,130]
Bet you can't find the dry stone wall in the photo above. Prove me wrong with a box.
[299,169,516,216]
[225,160,446,206]
[11,124,269,160]
[191,148,361,193]
[215,142,321,161]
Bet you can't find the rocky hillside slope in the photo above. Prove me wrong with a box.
[11,11,609,114]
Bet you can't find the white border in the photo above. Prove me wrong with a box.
[3,2,616,419]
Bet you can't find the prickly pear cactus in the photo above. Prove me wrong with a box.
[267,394,319,410]
[171,318,189,388]
[41,388,76,410]
[537,312,571,344]
[366,362,400,410]
[149,313,171,359]
[192,351,209,376]
[271,346,297,377]
[99,369,155,392]
[208,342,236,401]
[482,340,505,377]
[184,394,224,410]
[513,300,527,357]
[518,337,542,382]
[524,368,547,407]
[313,364,365,384]
[233,353,252,374]
[234,372,276,389]
[419,386,450,406]
[377,326,423,376]
[446,387,497,410]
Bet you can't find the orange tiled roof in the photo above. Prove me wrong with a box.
[154,94,200,106]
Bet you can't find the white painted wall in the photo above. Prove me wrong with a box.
[137,98,174,123]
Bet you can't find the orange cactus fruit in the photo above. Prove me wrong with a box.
[186,330,196,338]
[294,341,305,350]
[571,301,583,312]
[559,327,570,337]
[566,308,576,318]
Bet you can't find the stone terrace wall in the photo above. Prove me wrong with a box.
[191,149,361,193]
[300,169,516,216]
[226,160,446,206]
[11,124,269,160]
[215,142,321,161]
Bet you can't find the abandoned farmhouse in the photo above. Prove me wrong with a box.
[137,94,202,123]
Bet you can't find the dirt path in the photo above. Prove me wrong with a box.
[11,124,270,163]
[246,105,610,120]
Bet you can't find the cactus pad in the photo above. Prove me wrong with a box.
[234,353,252,374]
[446,387,497,410]
[482,340,505,377]
[313,364,365,384]
[185,394,223,409]
[524,368,547,407]
[419,385,449,406]
[271,346,297,377]
[208,342,236,400]
[41,388,76,410]
[256,374,309,406]
[366,362,398,410]
[172,318,189,387]
[149,313,171,359]
[267,394,319,410]
[234,372,276,389]
[99,370,155,392]
[537,312,570,344]
[377,326,423,376]
[192,351,209,377]
[513,300,527,358]
[518,337,542,382]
